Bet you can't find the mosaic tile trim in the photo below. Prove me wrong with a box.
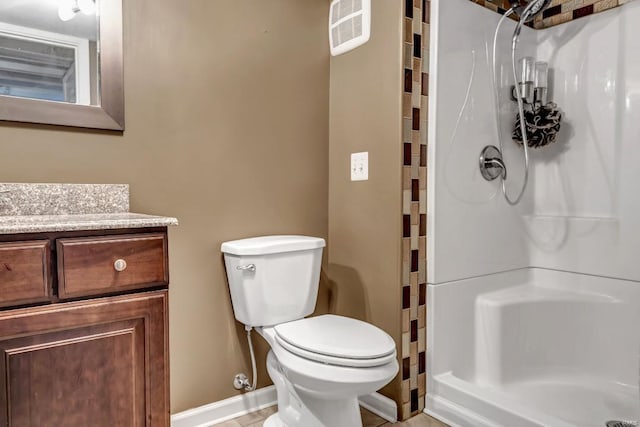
[472,0,631,28]
[471,0,519,17]
[401,0,428,420]
[532,0,631,29]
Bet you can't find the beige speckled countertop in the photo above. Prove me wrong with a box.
[0,183,178,234]
[0,213,178,234]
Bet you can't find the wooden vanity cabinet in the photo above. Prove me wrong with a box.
[0,227,170,427]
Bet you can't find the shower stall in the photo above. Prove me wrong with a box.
[426,0,640,426]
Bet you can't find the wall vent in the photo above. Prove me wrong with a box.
[329,0,371,56]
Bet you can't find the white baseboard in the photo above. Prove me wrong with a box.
[171,388,398,426]
[359,392,398,423]
[171,386,277,427]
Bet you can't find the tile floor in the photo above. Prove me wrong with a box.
[214,406,449,427]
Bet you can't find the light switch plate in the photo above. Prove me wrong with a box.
[351,152,369,181]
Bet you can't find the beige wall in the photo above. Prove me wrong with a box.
[0,0,329,413]
[328,0,404,407]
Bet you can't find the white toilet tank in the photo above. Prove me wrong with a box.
[221,236,325,327]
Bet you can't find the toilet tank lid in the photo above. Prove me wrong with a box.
[221,235,325,255]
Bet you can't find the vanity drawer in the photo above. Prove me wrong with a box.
[0,240,51,307]
[57,233,168,299]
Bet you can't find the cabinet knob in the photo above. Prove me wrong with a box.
[114,259,128,272]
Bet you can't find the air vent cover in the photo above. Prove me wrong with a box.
[329,0,371,56]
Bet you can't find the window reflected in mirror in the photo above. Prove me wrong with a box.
[0,0,99,106]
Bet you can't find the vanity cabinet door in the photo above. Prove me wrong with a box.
[0,290,169,427]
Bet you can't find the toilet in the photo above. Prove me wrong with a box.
[222,235,398,427]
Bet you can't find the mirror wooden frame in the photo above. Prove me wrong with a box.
[0,0,124,131]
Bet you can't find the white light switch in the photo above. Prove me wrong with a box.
[351,152,369,181]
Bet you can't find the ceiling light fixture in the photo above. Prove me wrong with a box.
[78,0,96,15]
[58,0,96,22]
[58,0,80,22]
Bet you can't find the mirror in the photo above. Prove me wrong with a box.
[0,0,123,130]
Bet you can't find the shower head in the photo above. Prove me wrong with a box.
[509,0,552,22]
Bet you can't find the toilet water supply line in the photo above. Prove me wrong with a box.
[234,326,257,392]
[245,327,257,391]
[492,7,532,205]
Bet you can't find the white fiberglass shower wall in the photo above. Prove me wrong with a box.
[427,0,640,426]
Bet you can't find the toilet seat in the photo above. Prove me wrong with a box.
[257,324,399,400]
[273,315,396,368]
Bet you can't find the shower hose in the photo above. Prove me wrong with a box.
[492,7,532,205]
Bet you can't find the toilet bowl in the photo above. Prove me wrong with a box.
[221,236,399,427]
[258,316,398,427]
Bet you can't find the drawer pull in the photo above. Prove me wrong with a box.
[114,259,128,272]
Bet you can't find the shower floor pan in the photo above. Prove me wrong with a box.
[429,373,638,427]
[426,268,640,427]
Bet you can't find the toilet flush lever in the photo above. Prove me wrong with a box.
[236,264,256,272]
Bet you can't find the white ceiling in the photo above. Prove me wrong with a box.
[0,0,97,41]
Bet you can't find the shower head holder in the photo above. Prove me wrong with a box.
[509,0,552,22]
